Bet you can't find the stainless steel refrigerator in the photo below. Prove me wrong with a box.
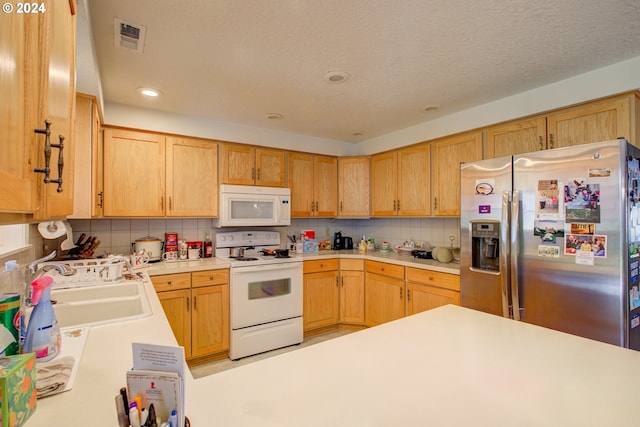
[460,138,640,350]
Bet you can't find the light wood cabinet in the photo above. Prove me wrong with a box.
[103,128,218,217]
[486,118,547,158]
[405,268,460,315]
[338,157,370,217]
[220,144,285,187]
[152,270,229,360]
[0,0,76,222]
[303,259,340,331]
[371,144,430,216]
[166,137,218,217]
[103,128,165,216]
[486,93,640,158]
[365,260,405,327]
[432,132,483,216]
[339,259,365,324]
[289,153,338,217]
[547,95,638,148]
[70,94,102,218]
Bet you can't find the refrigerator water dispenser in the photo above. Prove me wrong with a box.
[471,221,500,272]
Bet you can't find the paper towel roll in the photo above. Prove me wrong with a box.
[37,221,66,239]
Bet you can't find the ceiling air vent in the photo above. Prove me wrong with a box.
[113,17,146,53]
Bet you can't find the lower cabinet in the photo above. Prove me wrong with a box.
[406,268,460,315]
[303,259,340,331]
[339,259,365,324]
[152,269,229,360]
[365,260,406,327]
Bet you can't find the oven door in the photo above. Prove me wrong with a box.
[230,262,303,329]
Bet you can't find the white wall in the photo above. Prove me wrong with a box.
[357,56,640,155]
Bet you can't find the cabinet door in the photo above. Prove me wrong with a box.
[397,144,430,216]
[221,144,255,185]
[157,289,192,357]
[70,94,99,219]
[33,0,76,219]
[0,10,33,214]
[365,272,405,327]
[338,157,370,217]
[166,137,218,217]
[432,132,483,216]
[547,97,631,149]
[340,270,365,324]
[255,148,285,187]
[103,129,165,216]
[288,153,314,217]
[303,270,339,330]
[314,156,338,217]
[486,118,547,158]
[191,284,230,357]
[406,282,460,316]
[371,151,397,216]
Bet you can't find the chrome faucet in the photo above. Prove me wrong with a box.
[27,250,76,283]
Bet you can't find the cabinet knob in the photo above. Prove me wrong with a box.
[209,276,214,280]
[167,280,172,285]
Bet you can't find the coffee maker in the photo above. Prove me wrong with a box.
[333,231,344,250]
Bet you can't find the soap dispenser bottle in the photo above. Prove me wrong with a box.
[23,276,60,361]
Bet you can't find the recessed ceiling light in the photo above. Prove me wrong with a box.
[137,87,161,97]
[324,70,351,83]
[265,113,284,120]
[422,105,439,113]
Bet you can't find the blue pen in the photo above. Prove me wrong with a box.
[168,410,178,427]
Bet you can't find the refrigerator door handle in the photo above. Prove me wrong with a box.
[500,190,511,318]
[510,189,521,320]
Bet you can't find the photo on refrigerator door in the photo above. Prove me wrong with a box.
[536,180,560,219]
[564,181,600,223]
[534,219,564,244]
[565,234,607,257]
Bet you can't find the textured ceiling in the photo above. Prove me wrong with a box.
[86,0,640,143]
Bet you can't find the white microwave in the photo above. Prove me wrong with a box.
[219,184,291,227]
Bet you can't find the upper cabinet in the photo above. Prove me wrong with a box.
[338,157,370,217]
[432,132,483,216]
[289,153,337,217]
[486,92,640,158]
[0,0,76,223]
[371,144,430,216]
[220,144,285,187]
[70,94,101,219]
[166,137,218,217]
[103,128,218,217]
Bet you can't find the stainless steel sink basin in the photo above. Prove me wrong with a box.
[27,281,153,328]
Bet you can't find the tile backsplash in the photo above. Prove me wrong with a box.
[67,217,460,257]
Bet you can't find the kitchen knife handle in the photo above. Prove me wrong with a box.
[549,134,554,149]
[539,136,543,150]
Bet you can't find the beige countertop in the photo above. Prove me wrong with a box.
[143,250,460,276]
[27,300,640,426]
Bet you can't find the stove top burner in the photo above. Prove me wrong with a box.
[230,257,259,261]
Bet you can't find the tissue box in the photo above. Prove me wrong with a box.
[0,353,37,427]
[303,239,318,253]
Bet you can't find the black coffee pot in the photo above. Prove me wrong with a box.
[333,231,343,250]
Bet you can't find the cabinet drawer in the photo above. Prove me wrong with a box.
[192,269,229,288]
[152,273,191,292]
[340,259,364,271]
[365,260,404,279]
[304,259,339,274]
[406,267,460,292]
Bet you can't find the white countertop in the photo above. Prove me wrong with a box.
[27,298,640,426]
[142,250,460,276]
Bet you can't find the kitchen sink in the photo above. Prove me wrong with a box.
[28,281,153,328]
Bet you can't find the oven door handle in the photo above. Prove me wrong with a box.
[231,263,302,274]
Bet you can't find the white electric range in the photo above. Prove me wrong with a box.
[215,230,303,359]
